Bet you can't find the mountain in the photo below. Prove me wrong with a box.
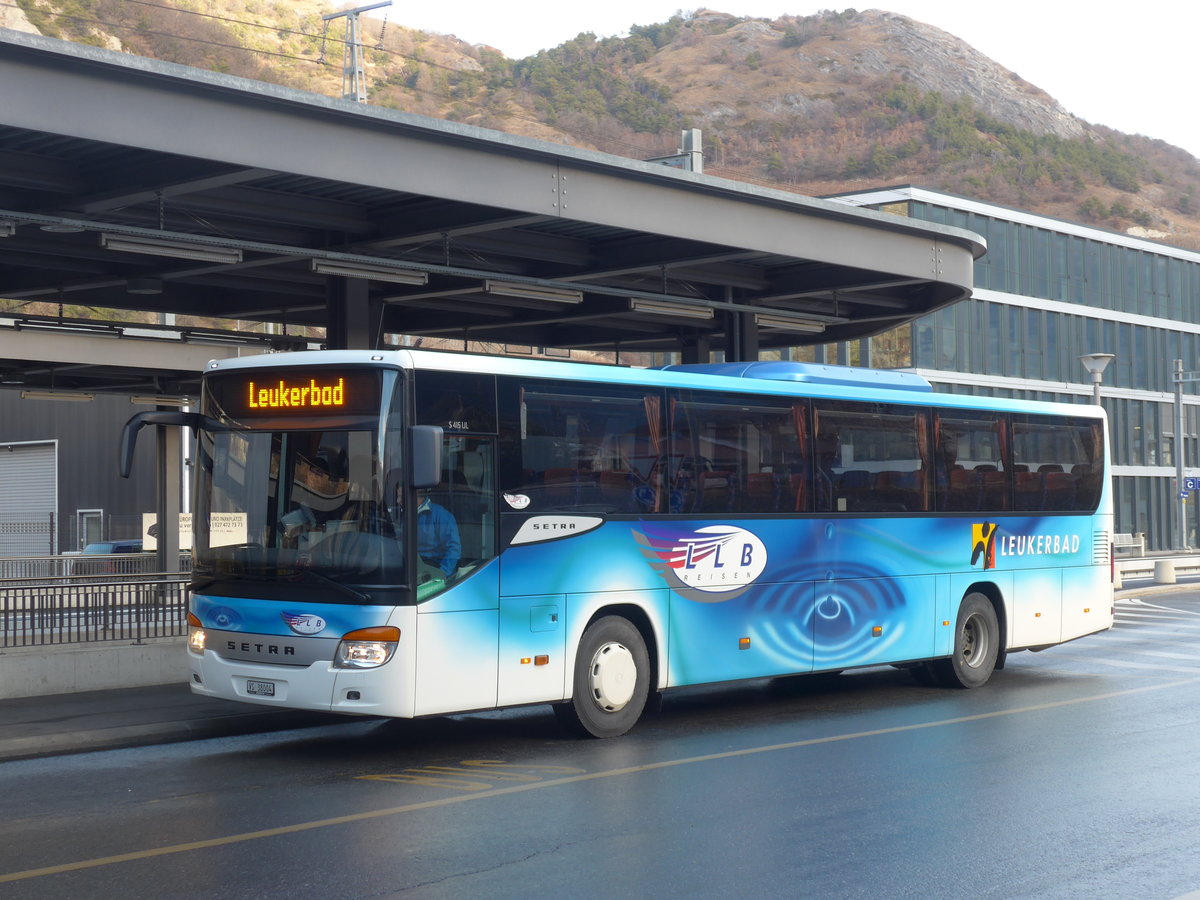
[9,2,1200,249]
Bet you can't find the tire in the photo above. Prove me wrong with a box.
[554,616,650,738]
[929,592,1000,689]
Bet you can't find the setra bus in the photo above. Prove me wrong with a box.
[122,349,1114,737]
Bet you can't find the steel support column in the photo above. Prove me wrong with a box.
[325,276,380,350]
[155,421,181,574]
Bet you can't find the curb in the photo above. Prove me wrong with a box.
[0,708,344,764]
[1116,583,1200,598]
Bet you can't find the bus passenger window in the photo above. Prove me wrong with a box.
[509,384,662,514]
[669,393,810,515]
[1012,415,1103,512]
[934,413,1009,512]
[813,401,928,513]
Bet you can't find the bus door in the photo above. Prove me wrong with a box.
[408,370,504,715]
[412,435,501,716]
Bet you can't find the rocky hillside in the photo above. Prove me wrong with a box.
[10,2,1200,249]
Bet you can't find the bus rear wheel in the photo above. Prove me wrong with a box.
[930,592,999,689]
[554,616,650,739]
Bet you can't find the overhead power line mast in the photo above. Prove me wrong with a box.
[322,1,392,103]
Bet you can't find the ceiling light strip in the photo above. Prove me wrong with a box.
[310,259,428,285]
[483,280,583,304]
[753,313,827,333]
[628,298,714,320]
[19,390,95,403]
[100,233,243,265]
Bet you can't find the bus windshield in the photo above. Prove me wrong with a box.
[193,367,407,599]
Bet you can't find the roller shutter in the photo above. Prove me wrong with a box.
[0,442,57,556]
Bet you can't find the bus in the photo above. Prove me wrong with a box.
[122,349,1114,738]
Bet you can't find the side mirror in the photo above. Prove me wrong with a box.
[410,425,443,488]
[120,410,207,478]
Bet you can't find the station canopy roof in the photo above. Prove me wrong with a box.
[0,29,983,396]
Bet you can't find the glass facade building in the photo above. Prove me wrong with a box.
[830,187,1200,551]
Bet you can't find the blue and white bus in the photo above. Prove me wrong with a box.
[124,349,1114,737]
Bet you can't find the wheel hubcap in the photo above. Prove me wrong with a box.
[588,641,637,711]
[961,613,990,669]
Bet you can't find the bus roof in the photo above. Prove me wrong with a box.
[205,349,1104,420]
[662,361,932,392]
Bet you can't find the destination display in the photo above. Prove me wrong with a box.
[205,368,382,419]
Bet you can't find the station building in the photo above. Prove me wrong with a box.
[0,393,158,555]
[828,186,1200,551]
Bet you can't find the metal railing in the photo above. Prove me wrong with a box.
[0,553,192,579]
[1118,557,1200,582]
[0,574,191,648]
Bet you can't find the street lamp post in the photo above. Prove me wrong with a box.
[1173,359,1200,551]
[1078,353,1115,405]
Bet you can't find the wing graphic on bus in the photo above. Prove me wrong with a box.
[632,524,768,602]
[634,527,733,570]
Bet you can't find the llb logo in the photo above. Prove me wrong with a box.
[280,611,327,635]
[971,522,997,570]
[634,524,768,602]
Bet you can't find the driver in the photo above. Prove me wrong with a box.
[397,485,461,578]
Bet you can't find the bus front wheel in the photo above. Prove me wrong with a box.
[554,616,650,739]
[930,592,999,689]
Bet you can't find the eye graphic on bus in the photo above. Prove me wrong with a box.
[207,605,242,629]
[633,524,768,602]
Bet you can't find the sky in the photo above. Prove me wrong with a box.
[371,1,1200,161]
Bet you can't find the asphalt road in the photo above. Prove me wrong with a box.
[3,591,1200,899]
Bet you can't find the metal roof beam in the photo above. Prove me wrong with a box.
[0,148,83,193]
[370,212,554,248]
[0,323,268,376]
[72,166,277,214]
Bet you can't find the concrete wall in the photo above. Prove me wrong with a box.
[0,637,187,699]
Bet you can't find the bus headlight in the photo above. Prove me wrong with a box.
[334,626,400,669]
[187,612,206,655]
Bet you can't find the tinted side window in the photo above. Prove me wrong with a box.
[1012,415,1104,512]
[415,371,497,433]
[813,401,930,513]
[505,382,663,514]
[935,412,1010,512]
[669,392,810,514]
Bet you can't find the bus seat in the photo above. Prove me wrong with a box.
[698,470,735,512]
[596,470,637,511]
[746,473,776,511]
[1015,471,1043,510]
[948,467,980,510]
[980,469,1008,510]
[1043,471,1075,509]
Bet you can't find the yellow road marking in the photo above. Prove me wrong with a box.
[3,677,1197,884]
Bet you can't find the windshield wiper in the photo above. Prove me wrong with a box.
[287,568,373,604]
[189,565,373,603]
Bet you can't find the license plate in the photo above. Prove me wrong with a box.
[245,679,275,697]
